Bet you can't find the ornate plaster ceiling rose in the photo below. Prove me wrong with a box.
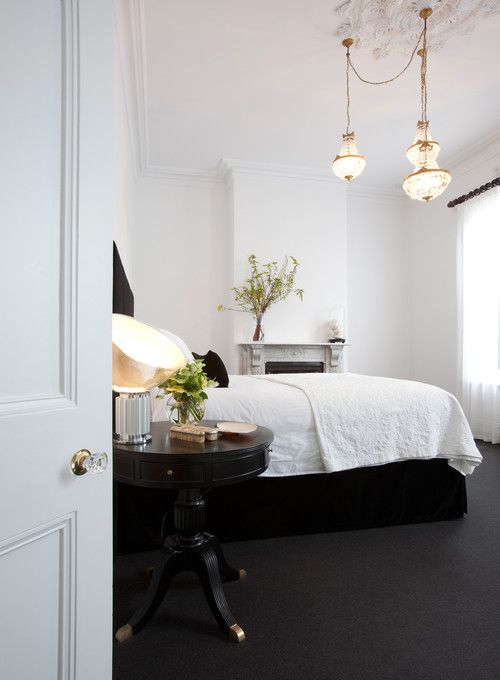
[336,0,500,58]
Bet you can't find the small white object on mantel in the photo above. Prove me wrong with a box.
[238,343,349,376]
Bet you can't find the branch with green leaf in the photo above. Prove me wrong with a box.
[217,254,304,341]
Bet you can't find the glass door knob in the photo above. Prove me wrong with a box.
[71,449,108,476]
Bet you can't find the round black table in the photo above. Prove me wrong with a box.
[114,421,273,643]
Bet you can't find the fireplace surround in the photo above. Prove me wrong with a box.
[238,343,348,375]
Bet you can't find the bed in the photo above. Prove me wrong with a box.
[112,244,480,553]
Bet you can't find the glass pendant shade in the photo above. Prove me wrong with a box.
[332,132,366,181]
[402,162,452,202]
[406,120,440,166]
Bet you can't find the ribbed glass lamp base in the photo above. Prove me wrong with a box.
[114,392,152,445]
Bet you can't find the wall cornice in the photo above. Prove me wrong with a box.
[129,0,149,171]
[136,158,410,204]
[113,0,149,177]
[346,183,406,204]
[139,165,223,185]
[219,158,342,185]
[446,126,500,178]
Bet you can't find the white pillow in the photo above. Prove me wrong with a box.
[158,328,194,364]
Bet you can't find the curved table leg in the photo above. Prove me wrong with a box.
[195,542,245,642]
[204,534,246,582]
[115,546,181,642]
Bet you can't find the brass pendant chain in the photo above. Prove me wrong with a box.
[420,17,429,139]
[346,26,425,87]
[341,10,430,138]
[345,43,351,134]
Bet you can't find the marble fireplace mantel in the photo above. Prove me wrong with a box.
[238,342,348,376]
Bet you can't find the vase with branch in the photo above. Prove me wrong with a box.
[158,359,217,425]
[218,254,304,341]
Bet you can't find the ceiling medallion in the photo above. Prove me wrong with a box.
[336,0,500,58]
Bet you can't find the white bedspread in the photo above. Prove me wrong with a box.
[151,373,482,477]
[257,373,482,476]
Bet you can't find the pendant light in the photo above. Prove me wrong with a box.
[402,9,451,202]
[332,38,366,181]
[331,7,452,203]
[332,131,366,181]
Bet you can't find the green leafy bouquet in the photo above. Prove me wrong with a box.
[218,254,304,341]
[158,359,217,424]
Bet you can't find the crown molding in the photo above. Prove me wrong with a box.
[447,126,500,177]
[113,0,139,176]
[137,159,410,203]
[139,165,224,185]
[129,0,149,171]
[346,182,406,204]
[138,159,345,188]
[218,158,345,187]
[113,0,149,176]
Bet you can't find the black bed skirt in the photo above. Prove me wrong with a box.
[115,459,467,554]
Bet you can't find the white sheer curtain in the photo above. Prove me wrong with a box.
[459,187,500,442]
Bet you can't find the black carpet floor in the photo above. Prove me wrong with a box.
[113,442,500,680]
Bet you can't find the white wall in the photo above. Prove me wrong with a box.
[127,168,349,375]
[347,191,411,378]
[409,136,500,397]
[131,178,234,366]
[121,163,415,380]
[229,169,347,347]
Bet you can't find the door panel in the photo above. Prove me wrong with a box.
[0,1,113,678]
[0,514,75,680]
[0,0,65,406]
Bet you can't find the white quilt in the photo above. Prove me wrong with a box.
[257,373,482,475]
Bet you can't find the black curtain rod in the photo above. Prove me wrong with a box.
[447,177,500,208]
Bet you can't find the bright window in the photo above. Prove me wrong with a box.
[460,187,500,442]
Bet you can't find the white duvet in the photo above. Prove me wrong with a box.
[151,373,482,477]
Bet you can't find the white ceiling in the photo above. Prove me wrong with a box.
[138,0,500,186]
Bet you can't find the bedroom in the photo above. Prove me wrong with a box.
[1,1,500,679]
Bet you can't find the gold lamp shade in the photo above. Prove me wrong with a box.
[112,314,186,393]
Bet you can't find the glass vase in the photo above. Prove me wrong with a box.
[252,315,264,341]
[171,399,205,425]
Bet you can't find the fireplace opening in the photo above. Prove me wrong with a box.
[265,361,324,374]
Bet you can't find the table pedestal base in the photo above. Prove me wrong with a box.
[115,489,246,643]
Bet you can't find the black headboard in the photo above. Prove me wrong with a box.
[113,242,134,316]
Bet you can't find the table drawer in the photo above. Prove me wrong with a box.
[138,461,207,484]
[212,450,266,483]
[114,456,134,481]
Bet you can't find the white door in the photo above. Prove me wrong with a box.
[0,1,114,678]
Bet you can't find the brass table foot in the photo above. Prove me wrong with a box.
[115,624,133,643]
[229,624,245,643]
